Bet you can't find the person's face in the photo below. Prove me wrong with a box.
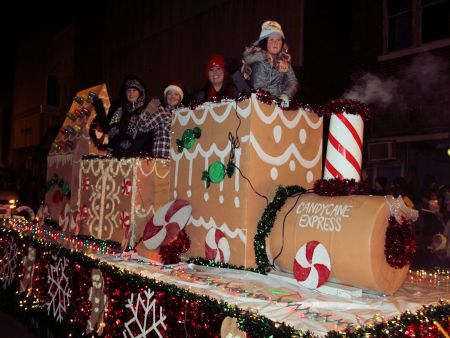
[126,88,140,103]
[208,66,224,87]
[166,90,181,107]
[267,34,283,55]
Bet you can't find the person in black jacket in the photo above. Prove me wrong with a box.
[92,75,168,159]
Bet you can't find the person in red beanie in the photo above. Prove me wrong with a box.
[195,54,237,101]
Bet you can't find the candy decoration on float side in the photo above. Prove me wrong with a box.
[72,205,88,236]
[119,210,131,250]
[15,206,35,220]
[142,199,192,250]
[58,202,71,232]
[205,228,230,263]
[36,204,50,225]
[323,112,364,181]
[119,211,130,229]
[121,179,132,196]
[82,177,91,191]
[293,240,331,289]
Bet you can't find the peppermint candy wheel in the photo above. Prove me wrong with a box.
[58,202,71,232]
[293,240,331,289]
[119,211,130,228]
[121,179,132,196]
[205,228,230,263]
[142,199,191,250]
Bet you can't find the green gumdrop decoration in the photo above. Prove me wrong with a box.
[182,129,196,149]
[208,162,226,183]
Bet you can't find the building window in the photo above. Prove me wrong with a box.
[387,0,413,52]
[383,0,450,54]
[422,0,450,43]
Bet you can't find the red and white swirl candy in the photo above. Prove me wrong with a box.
[205,228,230,263]
[142,199,191,250]
[121,179,132,196]
[119,211,130,228]
[82,177,91,191]
[293,240,331,289]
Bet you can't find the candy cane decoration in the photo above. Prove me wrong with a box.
[36,204,49,226]
[59,202,71,232]
[121,225,133,252]
[293,240,331,289]
[121,179,132,196]
[205,228,230,263]
[323,113,364,181]
[71,204,88,235]
[82,177,91,191]
[15,206,35,220]
[142,199,192,250]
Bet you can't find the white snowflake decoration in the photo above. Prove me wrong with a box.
[0,237,18,289]
[46,255,71,322]
[123,288,167,338]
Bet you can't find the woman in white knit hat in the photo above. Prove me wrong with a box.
[242,20,298,107]
[142,82,184,159]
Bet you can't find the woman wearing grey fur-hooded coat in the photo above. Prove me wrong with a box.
[242,21,298,107]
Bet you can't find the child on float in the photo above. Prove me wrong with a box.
[145,83,185,159]
[242,20,298,107]
[195,54,237,101]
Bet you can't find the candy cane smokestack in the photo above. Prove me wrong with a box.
[323,112,364,181]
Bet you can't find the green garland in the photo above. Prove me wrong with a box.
[0,225,310,337]
[254,185,306,273]
[2,220,450,337]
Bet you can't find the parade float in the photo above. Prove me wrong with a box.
[1,84,449,337]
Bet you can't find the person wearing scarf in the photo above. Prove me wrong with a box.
[195,54,237,101]
[242,21,299,107]
[93,75,170,159]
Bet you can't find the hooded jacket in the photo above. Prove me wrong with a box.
[94,75,154,158]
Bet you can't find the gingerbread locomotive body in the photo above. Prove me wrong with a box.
[40,85,413,294]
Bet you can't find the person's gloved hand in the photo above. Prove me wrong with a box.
[91,96,106,116]
[279,94,290,108]
[241,62,252,81]
[146,98,161,113]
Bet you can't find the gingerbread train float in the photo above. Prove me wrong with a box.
[37,85,418,295]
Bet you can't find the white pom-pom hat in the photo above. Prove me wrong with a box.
[257,20,285,42]
[164,84,184,101]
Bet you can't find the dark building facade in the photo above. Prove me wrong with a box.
[2,0,448,195]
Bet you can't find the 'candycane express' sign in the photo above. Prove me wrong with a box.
[296,202,353,232]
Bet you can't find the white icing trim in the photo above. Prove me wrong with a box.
[189,215,247,243]
[245,132,323,168]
